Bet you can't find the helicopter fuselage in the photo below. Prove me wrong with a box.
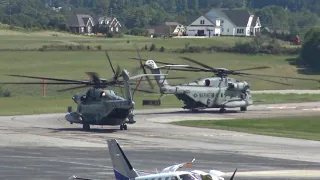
[65,88,136,128]
[161,77,253,111]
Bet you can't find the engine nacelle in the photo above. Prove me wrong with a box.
[72,94,85,104]
[228,81,249,91]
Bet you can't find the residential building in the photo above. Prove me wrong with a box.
[207,8,261,36]
[67,14,95,34]
[93,16,122,33]
[186,15,221,37]
[147,22,186,37]
[186,8,261,37]
[67,14,121,35]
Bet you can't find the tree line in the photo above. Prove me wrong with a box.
[0,0,319,36]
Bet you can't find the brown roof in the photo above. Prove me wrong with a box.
[149,22,183,34]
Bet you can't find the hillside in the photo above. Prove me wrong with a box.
[0,0,319,36]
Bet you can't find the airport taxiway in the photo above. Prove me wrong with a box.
[0,102,320,179]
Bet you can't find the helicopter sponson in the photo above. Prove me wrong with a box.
[227,81,250,91]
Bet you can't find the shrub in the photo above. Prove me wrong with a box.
[114,32,124,38]
[96,45,102,50]
[39,44,102,51]
[106,32,114,38]
[150,44,156,51]
[160,46,165,52]
[0,86,11,97]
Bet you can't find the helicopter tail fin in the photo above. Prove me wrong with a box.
[144,60,171,88]
[121,69,167,105]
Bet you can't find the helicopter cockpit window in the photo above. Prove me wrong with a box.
[179,174,196,180]
[205,79,210,86]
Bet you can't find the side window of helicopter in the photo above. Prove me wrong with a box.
[81,95,87,101]
[205,79,210,86]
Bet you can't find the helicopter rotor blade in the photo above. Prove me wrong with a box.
[134,44,154,89]
[85,72,100,83]
[57,85,90,92]
[118,84,156,94]
[114,65,121,80]
[229,169,237,180]
[0,82,86,85]
[231,66,270,72]
[180,57,214,70]
[105,50,115,75]
[130,57,182,66]
[236,74,293,86]
[6,74,84,83]
[234,72,320,82]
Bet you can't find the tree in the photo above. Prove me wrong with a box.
[301,26,320,71]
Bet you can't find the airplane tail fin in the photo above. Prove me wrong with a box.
[107,139,139,180]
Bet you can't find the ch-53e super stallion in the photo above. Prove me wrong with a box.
[70,139,237,180]
[0,51,166,131]
[132,57,320,113]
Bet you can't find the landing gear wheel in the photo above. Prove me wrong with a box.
[120,124,128,130]
[83,123,90,131]
[240,107,247,111]
[219,108,226,113]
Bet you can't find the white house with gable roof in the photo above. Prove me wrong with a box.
[186,15,221,37]
[186,8,261,37]
[207,8,261,36]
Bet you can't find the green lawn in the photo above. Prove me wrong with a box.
[0,29,247,50]
[0,30,319,115]
[1,51,319,94]
[171,116,320,141]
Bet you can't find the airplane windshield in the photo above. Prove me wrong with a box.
[179,174,197,180]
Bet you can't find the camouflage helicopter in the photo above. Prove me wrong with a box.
[132,57,320,113]
[0,51,165,131]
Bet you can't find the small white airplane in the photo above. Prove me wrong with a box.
[70,139,237,180]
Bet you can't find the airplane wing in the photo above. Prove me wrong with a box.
[161,158,195,173]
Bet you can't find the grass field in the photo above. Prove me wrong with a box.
[0,51,319,92]
[0,30,319,115]
[171,116,320,141]
[0,29,248,50]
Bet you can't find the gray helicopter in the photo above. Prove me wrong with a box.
[132,57,320,113]
[0,52,165,131]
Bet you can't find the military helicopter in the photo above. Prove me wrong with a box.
[0,51,165,131]
[132,56,320,113]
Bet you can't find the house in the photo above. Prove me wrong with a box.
[186,15,221,37]
[67,14,122,35]
[147,22,186,37]
[186,9,261,37]
[93,16,122,33]
[67,14,95,34]
[205,8,261,36]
